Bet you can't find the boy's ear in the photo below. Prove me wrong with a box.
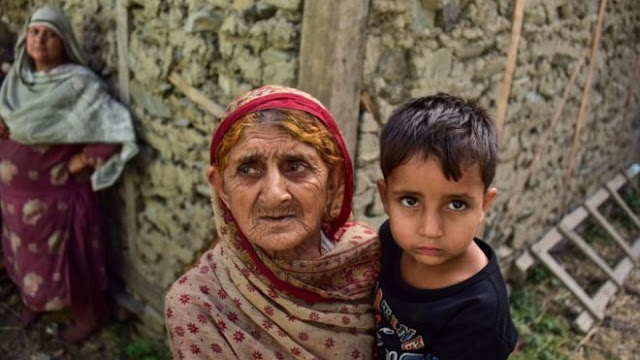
[482,187,498,212]
[376,179,389,214]
[207,165,230,207]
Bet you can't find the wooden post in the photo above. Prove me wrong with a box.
[500,59,584,229]
[116,0,139,267]
[495,0,527,132]
[566,0,608,178]
[622,49,640,135]
[298,0,370,158]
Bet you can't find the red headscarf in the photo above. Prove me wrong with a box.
[210,85,353,235]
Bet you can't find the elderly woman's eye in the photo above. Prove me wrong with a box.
[287,161,309,173]
[237,163,259,176]
[448,200,466,211]
[400,196,418,207]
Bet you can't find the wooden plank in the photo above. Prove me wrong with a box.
[169,72,225,118]
[533,250,604,320]
[574,281,616,333]
[531,227,563,254]
[575,237,640,332]
[515,250,536,272]
[566,0,608,178]
[584,188,610,209]
[557,224,622,287]
[116,0,130,104]
[606,184,640,228]
[584,204,638,263]
[560,206,589,229]
[575,311,595,333]
[495,0,527,131]
[298,0,369,158]
[605,174,626,192]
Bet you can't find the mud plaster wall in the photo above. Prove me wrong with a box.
[354,0,640,259]
[1,0,638,332]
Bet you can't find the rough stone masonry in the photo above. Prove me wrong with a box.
[1,0,638,333]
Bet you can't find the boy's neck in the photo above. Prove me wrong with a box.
[400,240,488,290]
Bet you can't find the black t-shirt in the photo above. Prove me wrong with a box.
[374,220,518,360]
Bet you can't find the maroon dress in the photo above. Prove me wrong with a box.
[0,138,119,326]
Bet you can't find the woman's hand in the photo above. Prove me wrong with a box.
[1,61,10,75]
[68,152,90,174]
[0,116,9,139]
[68,152,105,174]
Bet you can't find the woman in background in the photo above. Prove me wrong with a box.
[0,6,137,343]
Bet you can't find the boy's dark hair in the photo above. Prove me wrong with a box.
[379,93,498,189]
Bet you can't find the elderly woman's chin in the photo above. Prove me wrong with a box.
[240,217,324,260]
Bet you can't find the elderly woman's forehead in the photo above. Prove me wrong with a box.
[238,125,312,147]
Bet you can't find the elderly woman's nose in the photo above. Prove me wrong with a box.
[261,170,291,203]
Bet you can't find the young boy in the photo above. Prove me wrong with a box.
[373,94,518,360]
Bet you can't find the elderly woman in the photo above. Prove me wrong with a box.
[0,6,137,342]
[165,85,380,359]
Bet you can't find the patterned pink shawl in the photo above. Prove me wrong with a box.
[165,85,380,359]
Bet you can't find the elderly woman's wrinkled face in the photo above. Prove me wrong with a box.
[210,123,338,261]
[26,25,65,72]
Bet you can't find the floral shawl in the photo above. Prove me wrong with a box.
[165,85,381,359]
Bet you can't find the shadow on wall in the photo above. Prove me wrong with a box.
[0,20,15,82]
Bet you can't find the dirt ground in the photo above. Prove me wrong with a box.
[0,268,133,360]
[571,267,640,360]
[2,267,639,359]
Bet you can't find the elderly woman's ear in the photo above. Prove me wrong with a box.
[325,167,344,221]
[207,165,230,207]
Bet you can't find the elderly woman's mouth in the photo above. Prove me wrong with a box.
[260,215,295,222]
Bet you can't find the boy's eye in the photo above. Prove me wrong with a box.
[400,196,419,208]
[448,200,466,211]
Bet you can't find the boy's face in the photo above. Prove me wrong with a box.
[377,156,497,269]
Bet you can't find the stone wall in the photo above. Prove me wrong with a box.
[1,0,638,334]
[354,0,640,260]
[0,0,304,334]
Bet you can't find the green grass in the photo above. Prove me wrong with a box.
[102,321,170,360]
[510,267,575,360]
[124,337,171,360]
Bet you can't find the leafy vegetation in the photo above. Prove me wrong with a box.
[510,267,576,360]
[124,337,171,360]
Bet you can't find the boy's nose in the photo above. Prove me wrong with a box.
[418,211,443,239]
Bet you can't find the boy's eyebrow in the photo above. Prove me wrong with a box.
[389,189,476,201]
[441,193,476,202]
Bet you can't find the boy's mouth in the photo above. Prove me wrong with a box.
[416,246,442,256]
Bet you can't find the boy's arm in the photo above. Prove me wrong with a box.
[449,327,514,360]
[428,302,517,360]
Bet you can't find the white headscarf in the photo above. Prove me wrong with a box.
[0,6,137,190]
